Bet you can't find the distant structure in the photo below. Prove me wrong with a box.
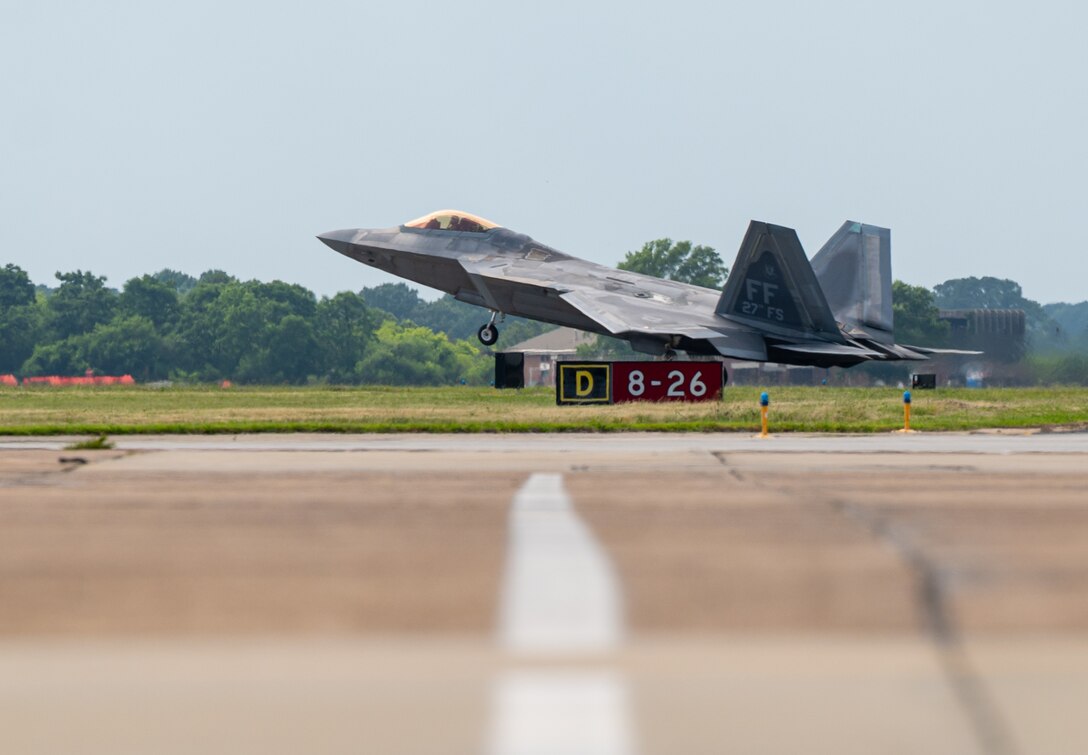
[505,328,597,387]
[939,308,1026,363]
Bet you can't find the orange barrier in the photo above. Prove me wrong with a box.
[0,374,17,386]
[18,375,135,386]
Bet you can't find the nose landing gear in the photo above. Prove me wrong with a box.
[477,311,503,346]
[477,323,499,346]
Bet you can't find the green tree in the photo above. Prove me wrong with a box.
[261,314,319,383]
[170,278,321,382]
[357,321,487,385]
[1039,301,1088,354]
[1045,354,1088,385]
[893,280,949,346]
[198,270,237,286]
[21,338,86,376]
[47,270,118,340]
[80,315,165,379]
[1044,301,1088,341]
[119,275,179,329]
[0,264,35,309]
[258,280,317,320]
[409,294,552,345]
[0,264,42,372]
[618,239,727,289]
[215,286,273,376]
[362,282,424,320]
[933,276,1032,310]
[170,277,233,378]
[411,295,481,341]
[0,303,41,373]
[152,269,198,295]
[11,262,561,385]
[314,292,378,383]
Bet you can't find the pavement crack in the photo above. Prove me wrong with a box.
[710,452,746,482]
[829,498,1021,755]
[701,464,1021,754]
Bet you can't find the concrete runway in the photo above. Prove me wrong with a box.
[0,432,1086,754]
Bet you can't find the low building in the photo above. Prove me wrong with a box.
[939,308,1026,364]
[504,328,598,387]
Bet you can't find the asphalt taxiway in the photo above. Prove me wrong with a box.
[0,432,1085,754]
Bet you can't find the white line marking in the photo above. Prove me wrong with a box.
[497,473,624,654]
[488,474,636,754]
[486,671,635,755]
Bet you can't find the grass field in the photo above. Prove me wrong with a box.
[1,384,1087,434]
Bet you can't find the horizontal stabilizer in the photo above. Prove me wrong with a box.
[901,345,984,356]
[772,342,884,358]
[704,330,769,361]
[717,221,844,343]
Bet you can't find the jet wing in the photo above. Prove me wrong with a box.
[457,258,558,311]
[460,257,698,334]
[557,290,627,334]
[559,290,730,340]
[461,256,772,360]
[560,290,772,361]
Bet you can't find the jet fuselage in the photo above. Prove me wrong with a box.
[319,210,970,367]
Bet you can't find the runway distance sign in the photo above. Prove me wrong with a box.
[556,361,724,405]
[612,362,724,403]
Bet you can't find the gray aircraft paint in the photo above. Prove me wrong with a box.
[319,212,974,368]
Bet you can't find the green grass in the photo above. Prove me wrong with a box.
[0,384,1086,434]
[64,434,115,450]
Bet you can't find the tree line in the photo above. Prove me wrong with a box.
[2,238,1086,385]
[0,265,549,385]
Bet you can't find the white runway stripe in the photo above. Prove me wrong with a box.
[486,671,635,755]
[489,474,635,754]
[497,473,624,654]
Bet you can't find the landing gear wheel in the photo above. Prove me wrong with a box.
[477,323,499,346]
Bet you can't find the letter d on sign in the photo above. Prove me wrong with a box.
[575,370,594,397]
[556,363,611,405]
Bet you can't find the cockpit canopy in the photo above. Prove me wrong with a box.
[403,209,500,234]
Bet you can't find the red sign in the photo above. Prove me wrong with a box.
[611,362,724,403]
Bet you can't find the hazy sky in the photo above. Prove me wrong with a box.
[3,1,1086,304]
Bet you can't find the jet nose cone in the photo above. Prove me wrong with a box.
[317,228,359,254]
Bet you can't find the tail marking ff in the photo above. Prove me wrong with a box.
[716,221,843,343]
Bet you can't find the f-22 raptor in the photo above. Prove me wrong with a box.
[319,210,963,368]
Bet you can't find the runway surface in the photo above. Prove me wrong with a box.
[0,432,1086,754]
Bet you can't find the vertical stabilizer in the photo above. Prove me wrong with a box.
[716,221,845,342]
[810,221,894,344]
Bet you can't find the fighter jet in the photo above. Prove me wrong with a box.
[318,210,966,367]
